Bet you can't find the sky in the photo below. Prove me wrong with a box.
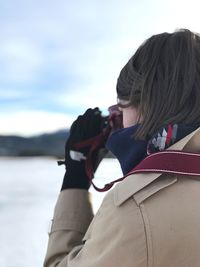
[1,0,200,136]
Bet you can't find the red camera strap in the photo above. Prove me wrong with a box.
[73,126,111,187]
[91,150,200,192]
[74,118,200,192]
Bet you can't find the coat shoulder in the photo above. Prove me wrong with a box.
[113,173,177,206]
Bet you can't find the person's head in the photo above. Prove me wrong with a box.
[117,29,200,139]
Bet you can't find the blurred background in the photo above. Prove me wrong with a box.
[1,0,200,266]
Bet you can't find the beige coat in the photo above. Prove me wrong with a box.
[44,128,200,267]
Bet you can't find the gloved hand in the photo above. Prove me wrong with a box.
[60,108,108,191]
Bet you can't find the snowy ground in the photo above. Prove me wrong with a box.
[0,157,122,267]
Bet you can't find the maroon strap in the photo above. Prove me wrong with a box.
[73,112,122,191]
[73,117,200,192]
[73,125,111,179]
[91,150,200,192]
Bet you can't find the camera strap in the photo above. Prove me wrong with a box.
[90,150,200,192]
[73,113,200,192]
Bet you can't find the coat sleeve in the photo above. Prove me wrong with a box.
[43,188,147,267]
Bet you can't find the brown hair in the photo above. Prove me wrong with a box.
[117,29,200,139]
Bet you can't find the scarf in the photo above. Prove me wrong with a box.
[106,123,198,175]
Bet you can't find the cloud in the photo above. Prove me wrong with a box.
[0,88,30,100]
[0,38,43,85]
[58,80,117,114]
[0,110,74,136]
[1,0,200,135]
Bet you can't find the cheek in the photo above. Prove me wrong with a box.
[122,107,139,128]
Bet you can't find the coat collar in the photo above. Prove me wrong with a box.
[114,127,200,206]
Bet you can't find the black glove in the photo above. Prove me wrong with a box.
[60,108,108,191]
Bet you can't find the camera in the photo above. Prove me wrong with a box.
[101,105,123,132]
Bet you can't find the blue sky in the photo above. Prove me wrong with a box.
[1,0,200,136]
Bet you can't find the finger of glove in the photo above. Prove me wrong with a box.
[87,108,103,137]
[82,108,94,136]
[65,108,103,153]
[72,115,89,142]
[69,108,98,133]
[69,109,98,156]
[68,109,95,143]
[81,108,102,139]
[70,115,82,134]
[65,115,84,151]
[67,109,95,145]
[77,108,94,139]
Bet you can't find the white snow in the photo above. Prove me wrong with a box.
[0,157,122,267]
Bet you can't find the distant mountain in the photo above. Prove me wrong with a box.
[0,129,69,158]
[0,129,115,158]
